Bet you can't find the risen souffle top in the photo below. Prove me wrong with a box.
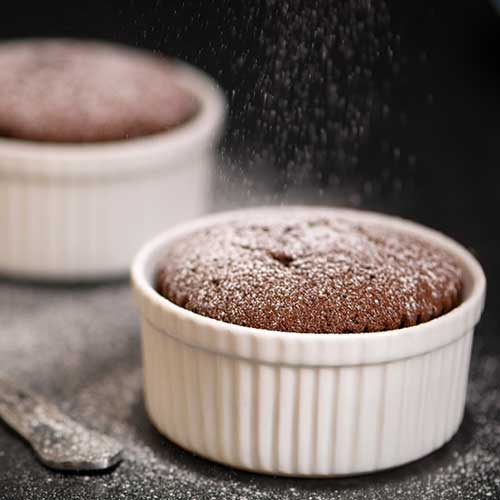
[0,39,198,143]
[156,210,463,333]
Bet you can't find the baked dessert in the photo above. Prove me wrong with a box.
[0,38,225,280]
[156,209,463,333]
[0,39,198,143]
[135,208,484,475]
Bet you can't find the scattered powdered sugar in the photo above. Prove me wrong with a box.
[157,209,463,333]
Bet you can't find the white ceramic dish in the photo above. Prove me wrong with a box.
[132,207,486,477]
[0,62,226,281]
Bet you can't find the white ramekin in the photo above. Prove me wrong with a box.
[0,62,226,281]
[132,207,486,477]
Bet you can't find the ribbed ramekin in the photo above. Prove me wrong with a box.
[0,63,225,281]
[132,207,486,477]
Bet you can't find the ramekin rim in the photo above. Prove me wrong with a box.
[131,205,486,343]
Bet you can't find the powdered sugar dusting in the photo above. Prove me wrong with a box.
[157,209,463,333]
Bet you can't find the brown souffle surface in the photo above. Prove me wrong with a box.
[156,210,463,333]
[0,39,198,143]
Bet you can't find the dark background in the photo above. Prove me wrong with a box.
[1,1,499,498]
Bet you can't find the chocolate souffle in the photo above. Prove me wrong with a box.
[156,210,463,333]
[0,39,198,143]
